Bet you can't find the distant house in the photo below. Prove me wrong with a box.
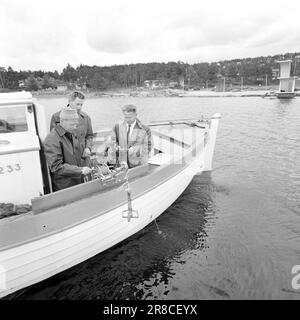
[272,68,280,80]
[144,80,151,88]
[168,81,178,88]
[144,79,179,89]
[55,81,68,91]
[144,79,166,89]
[56,85,67,91]
[54,80,68,91]
[76,83,87,90]
[18,80,25,88]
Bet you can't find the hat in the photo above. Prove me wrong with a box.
[60,107,79,121]
[122,104,137,113]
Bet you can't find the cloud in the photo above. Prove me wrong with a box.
[0,0,300,70]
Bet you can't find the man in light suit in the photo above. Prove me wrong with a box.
[111,104,153,168]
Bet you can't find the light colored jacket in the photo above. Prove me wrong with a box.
[111,119,153,167]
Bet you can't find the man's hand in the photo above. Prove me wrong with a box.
[81,167,92,175]
[120,161,128,169]
[82,147,91,158]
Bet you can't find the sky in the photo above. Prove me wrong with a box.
[0,0,300,71]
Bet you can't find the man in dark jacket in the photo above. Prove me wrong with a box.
[50,91,93,165]
[44,107,92,191]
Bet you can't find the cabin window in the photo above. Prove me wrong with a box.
[0,106,28,133]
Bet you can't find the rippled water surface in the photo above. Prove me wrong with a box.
[10,96,300,299]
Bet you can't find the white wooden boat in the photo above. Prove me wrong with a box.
[0,91,220,298]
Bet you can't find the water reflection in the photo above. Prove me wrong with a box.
[9,173,216,300]
[276,98,295,106]
[273,99,294,118]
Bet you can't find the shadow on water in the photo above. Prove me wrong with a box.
[6,172,217,300]
[273,98,295,117]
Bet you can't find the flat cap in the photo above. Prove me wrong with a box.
[60,107,79,121]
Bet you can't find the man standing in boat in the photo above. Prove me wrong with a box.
[44,107,92,191]
[110,104,153,168]
[50,91,93,165]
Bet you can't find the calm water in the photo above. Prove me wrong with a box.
[11,96,300,299]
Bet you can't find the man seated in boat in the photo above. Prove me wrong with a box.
[44,107,92,191]
[110,104,153,168]
[50,91,93,166]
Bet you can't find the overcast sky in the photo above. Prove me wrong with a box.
[1,0,300,71]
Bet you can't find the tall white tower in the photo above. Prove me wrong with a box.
[277,60,296,98]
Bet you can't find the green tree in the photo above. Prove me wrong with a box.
[88,72,109,90]
[25,75,39,91]
[186,65,199,87]
[208,63,219,83]
[41,75,57,89]
[61,64,77,82]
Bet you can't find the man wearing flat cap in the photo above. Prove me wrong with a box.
[50,91,93,165]
[44,107,92,191]
[110,104,153,168]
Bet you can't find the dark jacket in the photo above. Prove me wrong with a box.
[44,124,84,191]
[50,108,93,152]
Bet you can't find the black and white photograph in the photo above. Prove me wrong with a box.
[0,0,299,304]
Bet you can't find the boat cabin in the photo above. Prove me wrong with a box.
[0,92,48,205]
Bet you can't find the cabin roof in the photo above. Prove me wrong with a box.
[0,91,33,106]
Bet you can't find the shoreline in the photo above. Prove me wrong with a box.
[29,87,298,98]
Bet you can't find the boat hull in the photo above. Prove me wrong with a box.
[0,156,202,298]
[0,115,220,298]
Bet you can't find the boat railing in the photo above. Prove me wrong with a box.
[148,118,209,128]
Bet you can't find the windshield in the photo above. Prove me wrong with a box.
[0,106,28,133]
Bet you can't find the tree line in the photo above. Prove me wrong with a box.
[1,52,299,91]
